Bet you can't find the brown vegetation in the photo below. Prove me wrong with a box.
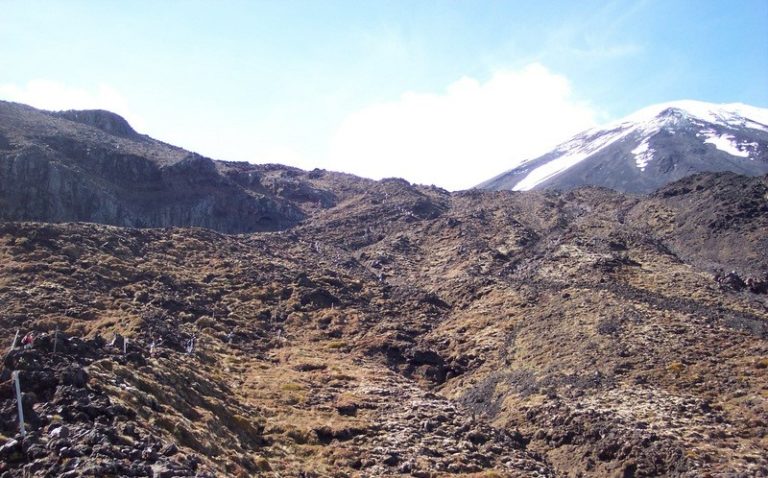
[0,171,767,477]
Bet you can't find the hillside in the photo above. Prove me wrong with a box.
[1,170,767,477]
[0,101,372,233]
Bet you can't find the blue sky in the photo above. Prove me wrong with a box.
[2,0,767,189]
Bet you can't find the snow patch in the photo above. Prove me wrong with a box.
[698,130,752,158]
[632,140,654,171]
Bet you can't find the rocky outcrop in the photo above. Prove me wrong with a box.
[50,109,144,140]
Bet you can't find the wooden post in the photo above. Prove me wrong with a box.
[123,338,128,355]
[53,328,59,354]
[12,371,25,437]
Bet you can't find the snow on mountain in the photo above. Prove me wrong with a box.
[478,100,768,193]
[512,124,638,191]
[621,100,768,131]
[631,139,654,171]
[698,129,755,158]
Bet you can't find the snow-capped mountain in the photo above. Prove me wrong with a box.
[478,100,768,193]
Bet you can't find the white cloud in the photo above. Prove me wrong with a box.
[0,79,145,132]
[327,64,598,190]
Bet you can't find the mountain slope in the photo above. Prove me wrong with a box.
[0,101,374,233]
[479,100,768,193]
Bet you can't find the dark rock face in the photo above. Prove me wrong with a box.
[0,145,303,232]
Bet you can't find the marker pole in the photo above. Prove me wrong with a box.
[10,330,19,352]
[12,371,25,437]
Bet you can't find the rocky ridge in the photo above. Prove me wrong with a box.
[0,101,373,233]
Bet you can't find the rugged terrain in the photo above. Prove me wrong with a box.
[1,166,767,477]
[1,101,768,477]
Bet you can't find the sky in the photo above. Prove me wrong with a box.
[1,0,767,190]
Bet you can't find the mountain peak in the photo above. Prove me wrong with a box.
[618,100,768,131]
[479,100,768,193]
